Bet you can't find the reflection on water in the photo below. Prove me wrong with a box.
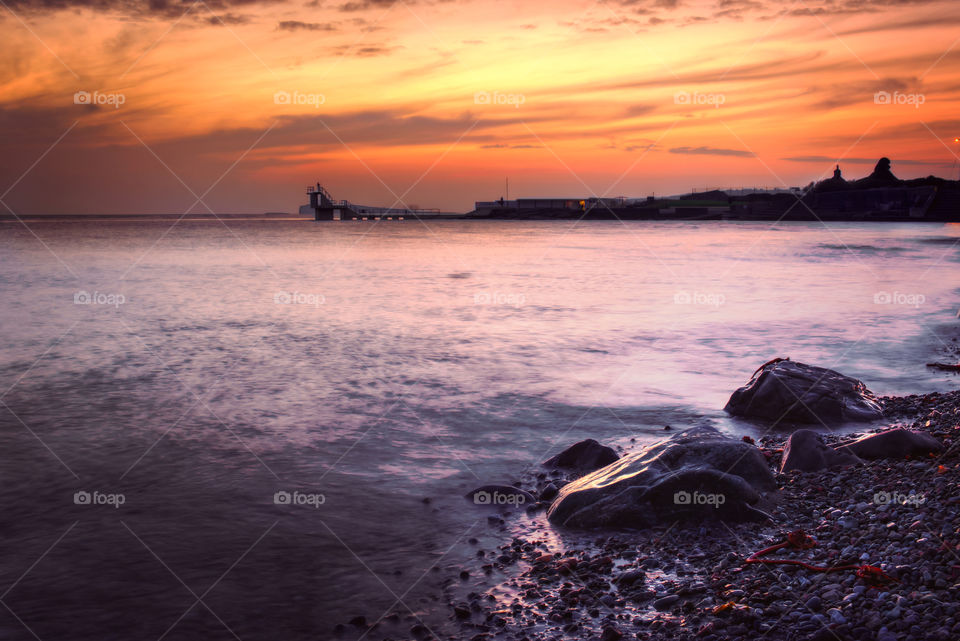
[0,219,957,638]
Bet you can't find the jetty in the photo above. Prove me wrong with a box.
[302,184,457,221]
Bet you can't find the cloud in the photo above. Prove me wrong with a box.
[208,12,251,25]
[480,143,542,149]
[782,156,944,166]
[808,77,916,111]
[836,13,960,36]
[337,0,395,11]
[622,104,657,118]
[332,44,398,56]
[713,0,767,20]
[670,146,756,157]
[2,0,288,18]
[277,20,336,31]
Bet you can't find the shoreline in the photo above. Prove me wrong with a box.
[423,390,960,641]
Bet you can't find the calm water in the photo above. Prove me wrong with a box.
[0,219,958,639]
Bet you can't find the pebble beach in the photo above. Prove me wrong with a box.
[412,390,960,641]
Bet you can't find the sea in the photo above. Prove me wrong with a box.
[0,218,957,639]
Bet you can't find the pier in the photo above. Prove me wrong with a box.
[305,184,442,221]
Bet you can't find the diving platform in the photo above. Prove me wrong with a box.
[304,184,442,221]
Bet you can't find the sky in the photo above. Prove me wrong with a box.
[1,0,959,213]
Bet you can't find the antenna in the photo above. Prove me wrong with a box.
[506,177,509,200]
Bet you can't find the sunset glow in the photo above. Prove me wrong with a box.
[3,0,960,212]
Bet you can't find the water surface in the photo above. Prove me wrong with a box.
[0,219,957,639]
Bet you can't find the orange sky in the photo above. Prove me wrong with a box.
[1,0,959,213]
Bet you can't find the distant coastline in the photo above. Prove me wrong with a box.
[304,158,960,223]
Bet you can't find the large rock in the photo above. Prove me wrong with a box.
[724,359,883,424]
[544,438,618,473]
[837,428,942,460]
[780,429,861,473]
[547,426,775,529]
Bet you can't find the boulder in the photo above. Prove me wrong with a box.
[544,438,618,472]
[837,428,942,460]
[547,425,775,529]
[724,359,883,424]
[780,429,861,473]
[465,485,535,508]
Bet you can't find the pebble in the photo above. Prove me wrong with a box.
[828,608,846,625]
[654,595,680,611]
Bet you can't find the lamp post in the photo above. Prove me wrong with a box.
[955,138,960,179]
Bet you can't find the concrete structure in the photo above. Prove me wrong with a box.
[304,183,442,221]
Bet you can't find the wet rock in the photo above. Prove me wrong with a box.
[654,595,681,611]
[837,428,942,460]
[539,482,560,502]
[780,429,862,473]
[724,359,882,424]
[548,425,775,528]
[544,439,619,473]
[465,485,536,508]
[616,568,646,588]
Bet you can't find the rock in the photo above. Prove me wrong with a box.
[877,627,897,641]
[856,157,901,188]
[724,359,882,424]
[547,425,775,529]
[806,596,822,611]
[539,482,560,502]
[654,595,681,611]
[543,439,619,472]
[600,625,623,641]
[780,429,862,473]
[616,569,646,588]
[465,485,536,508]
[837,428,942,460]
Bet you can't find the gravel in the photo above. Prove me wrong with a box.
[436,389,960,641]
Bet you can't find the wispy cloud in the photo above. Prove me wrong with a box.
[670,146,756,157]
[277,20,337,31]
